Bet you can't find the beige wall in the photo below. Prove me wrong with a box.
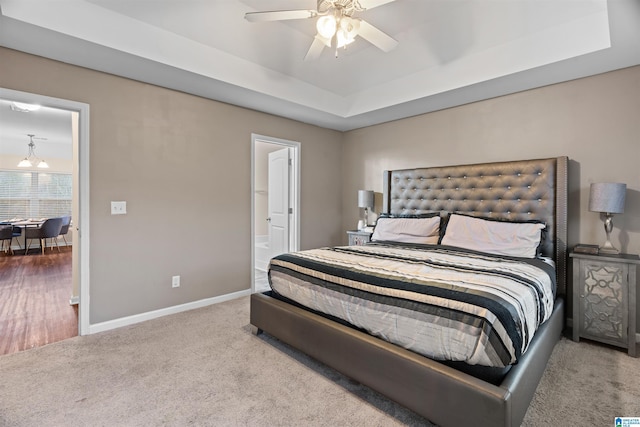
[341,66,640,253]
[0,47,343,324]
[342,65,640,328]
[3,45,639,329]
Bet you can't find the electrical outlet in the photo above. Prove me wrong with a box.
[172,275,180,288]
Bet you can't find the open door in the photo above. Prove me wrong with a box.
[267,148,290,258]
[251,134,299,294]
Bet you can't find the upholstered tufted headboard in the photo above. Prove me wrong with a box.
[382,157,568,296]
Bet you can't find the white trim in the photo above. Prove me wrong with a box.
[289,145,301,253]
[0,87,91,336]
[69,295,79,305]
[88,289,251,334]
[250,134,301,294]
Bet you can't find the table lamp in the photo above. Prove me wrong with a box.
[588,182,626,254]
[358,190,374,229]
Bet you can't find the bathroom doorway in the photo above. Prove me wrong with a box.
[251,134,299,293]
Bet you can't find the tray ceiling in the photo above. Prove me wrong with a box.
[1,0,640,131]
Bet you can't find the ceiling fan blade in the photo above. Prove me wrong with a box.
[245,10,317,22]
[358,0,396,10]
[304,35,330,61]
[358,20,398,52]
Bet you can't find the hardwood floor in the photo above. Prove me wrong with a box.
[0,246,77,355]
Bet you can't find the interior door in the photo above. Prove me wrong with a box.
[268,148,290,258]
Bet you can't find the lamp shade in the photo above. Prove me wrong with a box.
[17,158,32,168]
[358,190,374,209]
[589,182,626,214]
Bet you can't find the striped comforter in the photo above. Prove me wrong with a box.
[268,242,556,368]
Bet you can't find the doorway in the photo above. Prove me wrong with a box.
[0,87,90,337]
[251,134,300,293]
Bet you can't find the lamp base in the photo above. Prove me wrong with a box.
[598,239,620,255]
[598,244,620,255]
[599,214,620,254]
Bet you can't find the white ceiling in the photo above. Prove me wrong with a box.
[0,99,72,159]
[1,0,640,132]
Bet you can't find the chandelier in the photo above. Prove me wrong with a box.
[17,134,49,169]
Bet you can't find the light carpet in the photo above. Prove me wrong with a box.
[1,296,639,426]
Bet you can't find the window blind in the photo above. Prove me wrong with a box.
[0,170,72,220]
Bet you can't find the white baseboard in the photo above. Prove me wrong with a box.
[69,295,79,305]
[87,288,251,335]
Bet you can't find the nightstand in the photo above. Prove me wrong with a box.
[347,230,372,246]
[570,250,640,357]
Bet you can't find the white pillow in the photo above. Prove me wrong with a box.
[440,214,545,258]
[371,216,441,244]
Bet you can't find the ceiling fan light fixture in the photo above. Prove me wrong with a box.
[337,16,359,48]
[336,30,356,48]
[246,0,398,60]
[316,15,337,39]
[340,16,360,37]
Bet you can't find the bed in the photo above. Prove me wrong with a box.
[250,156,568,427]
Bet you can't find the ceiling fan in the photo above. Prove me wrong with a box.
[245,0,398,60]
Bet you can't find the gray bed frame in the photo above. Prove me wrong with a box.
[251,156,568,427]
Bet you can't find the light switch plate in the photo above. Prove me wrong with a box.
[111,201,127,215]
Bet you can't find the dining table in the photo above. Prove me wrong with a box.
[1,219,45,254]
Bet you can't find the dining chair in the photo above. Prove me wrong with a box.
[12,226,22,250]
[25,217,63,255]
[0,225,14,255]
[58,215,72,246]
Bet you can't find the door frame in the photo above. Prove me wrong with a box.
[0,87,90,335]
[251,133,300,293]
